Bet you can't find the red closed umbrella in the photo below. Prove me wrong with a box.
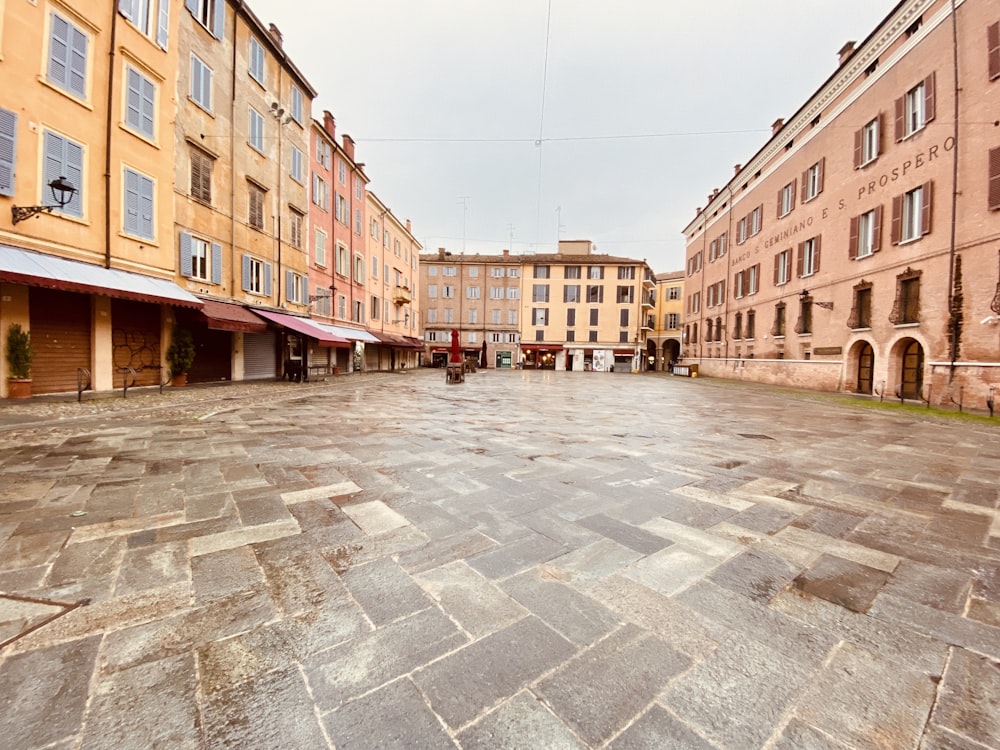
[450,328,461,363]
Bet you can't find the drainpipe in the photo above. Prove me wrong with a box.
[723,185,735,360]
[230,5,239,299]
[946,0,961,377]
[103,7,120,269]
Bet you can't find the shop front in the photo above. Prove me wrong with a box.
[521,344,562,370]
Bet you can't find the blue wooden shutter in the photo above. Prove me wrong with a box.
[211,243,222,284]
[63,139,83,216]
[179,232,193,277]
[48,15,70,90]
[241,254,251,291]
[302,278,309,303]
[184,0,197,14]
[118,0,136,22]
[68,22,88,97]
[263,262,272,296]
[126,68,142,131]
[286,270,294,302]
[124,168,140,234]
[0,108,16,197]
[211,0,224,40]
[157,0,170,49]
[138,172,154,238]
[140,76,155,136]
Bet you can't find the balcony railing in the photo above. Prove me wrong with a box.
[393,286,412,304]
[641,316,654,331]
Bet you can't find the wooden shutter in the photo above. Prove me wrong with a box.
[179,232,193,277]
[212,0,225,40]
[124,168,140,235]
[185,0,197,13]
[211,243,222,284]
[241,254,251,291]
[48,15,70,91]
[990,22,1000,81]
[920,181,933,235]
[817,158,825,193]
[126,68,142,131]
[773,253,780,285]
[872,206,882,252]
[138,172,154,238]
[894,96,905,142]
[140,76,155,136]
[157,0,170,49]
[854,128,863,167]
[0,107,16,196]
[286,270,294,302]
[790,180,796,211]
[302,278,309,303]
[118,0,136,22]
[813,235,822,273]
[989,147,1000,210]
[68,22,87,97]
[800,168,809,201]
[891,194,903,244]
[923,72,936,124]
[264,262,272,296]
[776,188,783,218]
[720,280,725,304]
[796,242,805,277]
[849,215,860,260]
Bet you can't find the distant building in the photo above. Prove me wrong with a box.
[682,0,1000,406]
[650,271,685,370]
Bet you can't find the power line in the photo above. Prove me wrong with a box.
[359,128,770,144]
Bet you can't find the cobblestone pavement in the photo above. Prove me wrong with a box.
[1,369,998,749]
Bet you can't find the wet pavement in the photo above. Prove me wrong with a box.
[0,369,998,749]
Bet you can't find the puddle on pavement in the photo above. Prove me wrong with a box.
[739,433,775,440]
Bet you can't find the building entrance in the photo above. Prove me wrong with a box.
[857,342,874,394]
[900,339,924,400]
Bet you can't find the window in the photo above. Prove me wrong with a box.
[338,159,346,185]
[710,233,728,261]
[588,330,598,342]
[125,67,156,139]
[745,310,756,339]
[777,180,796,218]
[315,229,327,267]
[506,288,519,300]
[335,194,349,225]
[990,22,1000,81]
[190,148,213,203]
[736,216,748,245]
[798,237,820,277]
[241,254,271,295]
[355,255,365,283]
[991,147,1000,211]
[249,107,264,152]
[467,309,478,325]
[586,285,603,303]
[588,266,604,280]
[532,308,549,326]
[535,330,545,342]
[312,174,328,210]
[508,310,518,324]
[619,309,629,327]
[490,287,504,299]
[443,266,456,276]
[338,295,347,319]
[249,38,265,85]
[749,205,762,236]
[290,146,304,183]
[290,86,303,124]
[180,232,221,284]
[772,303,786,337]
[848,283,873,329]
[492,309,501,324]
[467,286,481,299]
[355,177,362,201]
[507,268,520,278]
[618,266,636,280]
[188,0,224,39]
[619,331,629,343]
[48,12,89,98]
[733,313,742,339]
[248,183,265,230]
[534,265,550,279]
[491,267,505,277]
[890,271,921,324]
[442,285,454,298]
[335,244,349,276]
[123,167,154,239]
[42,131,84,218]
[468,267,478,278]
[490,332,501,343]
[532,284,549,302]
[690,292,700,314]
[668,286,680,300]
[372,261,378,279]
[566,330,575,342]
[317,139,332,169]
[0,108,15,197]
[567,308,576,326]
[565,265,581,279]
[617,286,634,304]
[286,271,306,304]
[774,249,791,286]
[353,300,364,323]
[372,296,381,320]
[734,270,745,299]
[795,295,812,335]
[589,309,599,326]
[892,183,932,244]
[425,331,438,342]
[748,264,760,295]
[855,117,880,168]
[666,313,679,329]
[564,285,580,303]
[190,55,213,111]
[850,207,882,259]
[427,284,438,299]
[289,209,303,249]
[895,74,935,140]
[803,159,825,201]
[120,0,170,47]
[468,331,478,343]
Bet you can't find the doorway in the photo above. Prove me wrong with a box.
[899,339,924,400]
[856,342,874,395]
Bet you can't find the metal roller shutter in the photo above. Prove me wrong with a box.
[243,330,277,379]
[29,288,91,394]
[111,299,162,388]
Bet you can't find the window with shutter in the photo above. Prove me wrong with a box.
[0,108,16,197]
[43,130,84,218]
[190,148,212,203]
[211,243,222,284]
[179,232,193,277]
[249,38,265,85]
[48,12,89,98]
[989,22,1000,81]
[123,167,154,239]
[248,107,264,152]
[248,183,264,230]
[989,147,1000,210]
[190,55,212,111]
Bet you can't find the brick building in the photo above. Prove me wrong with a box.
[682,0,1000,407]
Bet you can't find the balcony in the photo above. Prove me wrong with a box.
[641,316,654,331]
[642,272,656,288]
[641,291,655,308]
[393,285,412,305]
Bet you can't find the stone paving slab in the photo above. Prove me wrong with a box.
[2,371,1000,748]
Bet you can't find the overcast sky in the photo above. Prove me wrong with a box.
[247,0,896,272]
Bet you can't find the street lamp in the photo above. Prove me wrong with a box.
[11,176,77,224]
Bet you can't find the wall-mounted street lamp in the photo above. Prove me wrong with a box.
[11,176,77,224]
[800,288,834,310]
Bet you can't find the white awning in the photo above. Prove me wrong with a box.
[315,322,381,343]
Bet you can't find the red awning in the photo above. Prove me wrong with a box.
[0,245,202,308]
[199,299,268,333]
[253,309,349,346]
[613,349,637,355]
[520,344,563,351]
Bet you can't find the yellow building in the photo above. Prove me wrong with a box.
[0,0,198,396]
[650,271,684,370]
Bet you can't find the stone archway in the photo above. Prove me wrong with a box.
[888,337,925,400]
[663,340,680,371]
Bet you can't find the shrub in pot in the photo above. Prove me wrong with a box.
[5,323,32,399]
[166,328,196,386]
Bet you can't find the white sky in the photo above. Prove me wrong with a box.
[247,0,897,272]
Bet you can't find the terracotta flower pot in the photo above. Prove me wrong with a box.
[171,373,188,387]
[7,378,31,399]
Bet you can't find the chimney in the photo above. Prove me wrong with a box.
[771,118,784,135]
[342,134,356,161]
[405,219,411,233]
[323,110,336,139]
[838,41,856,66]
[438,247,446,260]
[268,23,283,48]
[502,249,510,257]
[734,163,741,175]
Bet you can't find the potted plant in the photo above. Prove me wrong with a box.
[166,328,196,386]
[5,323,32,399]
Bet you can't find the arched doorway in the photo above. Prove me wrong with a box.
[857,342,874,395]
[899,339,924,399]
[663,340,680,371]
